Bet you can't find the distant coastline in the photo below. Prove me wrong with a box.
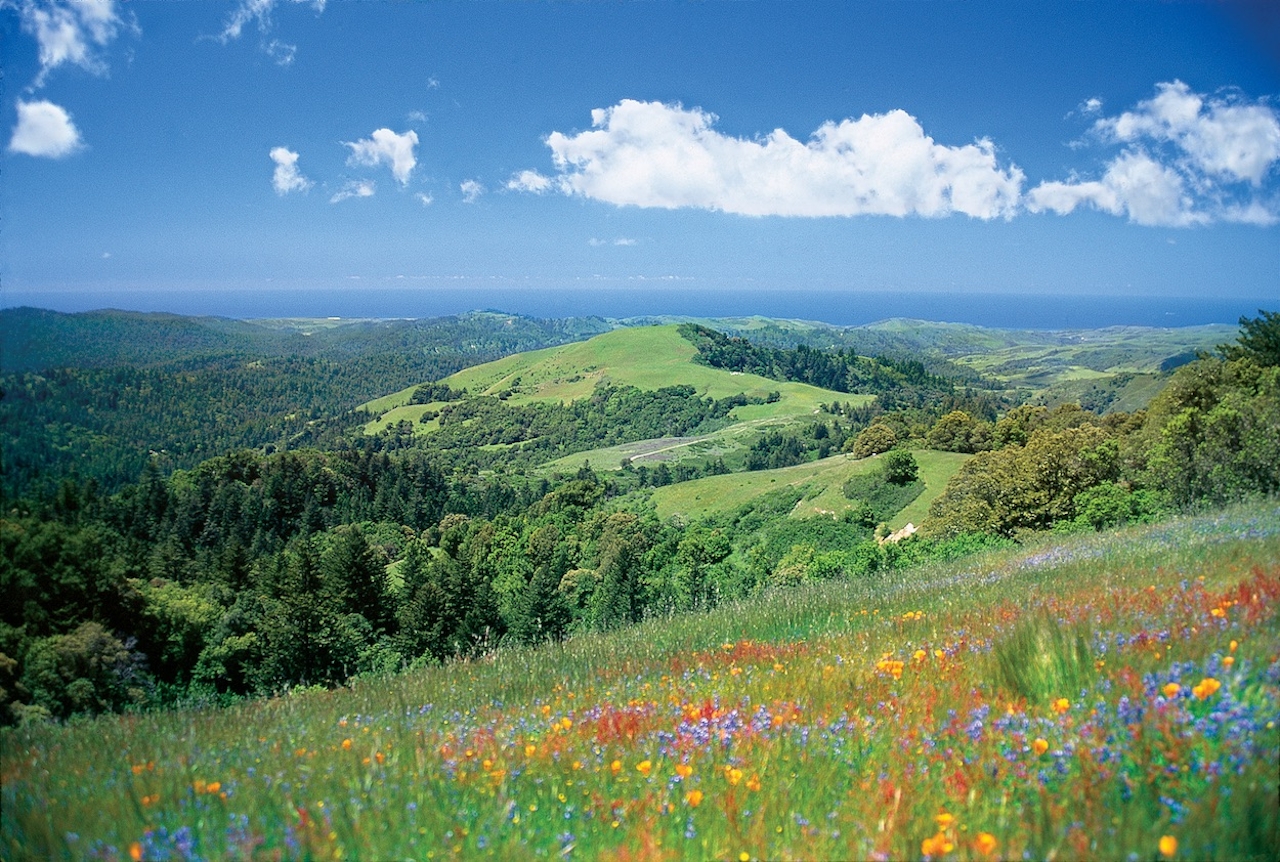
[2,288,1271,330]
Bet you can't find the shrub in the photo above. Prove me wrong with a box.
[849,423,897,457]
[882,450,919,486]
[20,622,151,719]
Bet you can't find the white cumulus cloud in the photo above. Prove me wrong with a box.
[530,100,1024,219]
[269,146,311,194]
[1030,81,1280,227]
[9,99,82,158]
[1028,150,1205,227]
[1102,80,1280,185]
[15,0,131,87]
[460,180,484,203]
[344,128,419,185]
[330,179,375,204]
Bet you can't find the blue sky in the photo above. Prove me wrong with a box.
[2,1,1278,319]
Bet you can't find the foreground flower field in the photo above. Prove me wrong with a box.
[4,504,1279,860]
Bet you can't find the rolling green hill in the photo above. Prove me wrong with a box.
[359,325,869,443]
[646,448,969,528]
[364,325,853,410]
[0,308,614,497]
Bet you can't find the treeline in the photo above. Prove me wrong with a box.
[678,323,989,409]
[1,442,993,723]
[0,307,614,373]
[3,360,364,499]
[382,384,772,473]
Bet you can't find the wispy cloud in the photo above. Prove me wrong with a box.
[460,180,484,203]
[507,170,552,193]
[269,146,311,194]
[264,39,296,66]
[526,99,1024,219]
[344,128,419,185]
[415,192,434,206]
[1029,81,1280,226]
[13,0,134,88]
[330,179,375,204]
[216,0,325,66]
[8,99,82,158]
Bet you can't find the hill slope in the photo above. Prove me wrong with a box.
[359,326,869,454]
[646,448,970,528]
[4,503,1275,860]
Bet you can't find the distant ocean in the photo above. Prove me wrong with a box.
[3,288,1273,329]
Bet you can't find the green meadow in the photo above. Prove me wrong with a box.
[4,502,1277,861]
[645,449,969,529]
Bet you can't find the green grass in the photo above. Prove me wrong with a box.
[446,326,795,404]
[949,325,1229,405]
[648,449,969,528]
[4,503,1278,860]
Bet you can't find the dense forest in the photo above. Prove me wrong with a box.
[0,310,613,500]
[1,310,1276,725]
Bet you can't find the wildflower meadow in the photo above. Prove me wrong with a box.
[3,503,1279,860]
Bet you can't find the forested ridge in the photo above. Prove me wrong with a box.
[0,310,613,500]
[679,322,981,409]
[0,310,1276,726]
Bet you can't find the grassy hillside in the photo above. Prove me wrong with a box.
[360,325,866,438]
[365,325,849,409]
[4,503,1276,860]
[646,449,969,528]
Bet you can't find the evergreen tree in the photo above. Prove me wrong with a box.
[321,526,393,635]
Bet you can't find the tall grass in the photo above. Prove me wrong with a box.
[990,613,1095,706]
[3,502,1279,860]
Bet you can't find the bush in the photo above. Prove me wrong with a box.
[925,410,992,453]
[848,423,897,457]
[20,622,151,719]
[882,450,919,485]
[1073,482,1170,530]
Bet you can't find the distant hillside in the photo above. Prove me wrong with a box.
[1,307,1233,499]
[362,325,848,417]
[0,308,615,498]
[0,307,614,372]
[356,325,861,477]
[0,307,292,371]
